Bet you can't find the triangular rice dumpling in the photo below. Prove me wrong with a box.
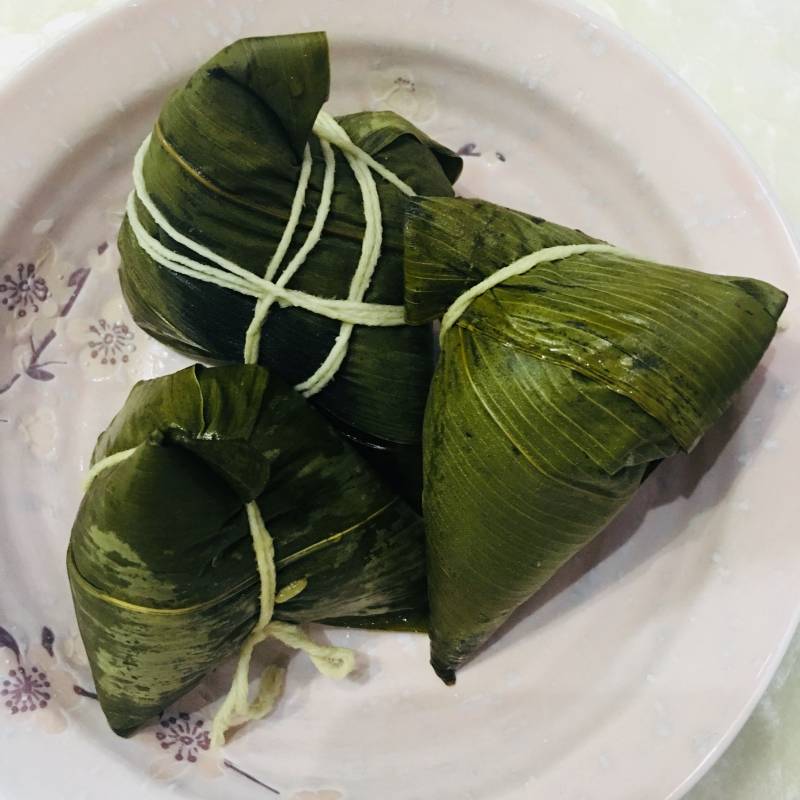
[404,197,787,681]
[67,364,427,734]
[117,32,462,505]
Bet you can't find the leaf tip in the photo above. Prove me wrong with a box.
[430,658,456,686]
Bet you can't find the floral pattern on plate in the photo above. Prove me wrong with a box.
[0,625,95,735]
[87,318,136,366]
[0,262,49,319]
[0,240,93,396]
[140,710,225,782]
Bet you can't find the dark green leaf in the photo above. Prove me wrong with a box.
[404,196,787,679]
[68,364,427,734]
[117,33,462,504]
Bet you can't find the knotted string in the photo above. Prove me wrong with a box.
[128,110,415,398]
[208,502,354,747]
[83,446,355,749]
[116,111,427,744]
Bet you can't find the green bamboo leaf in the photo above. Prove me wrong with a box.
[117,33,461,505]
[68,364,427,735]
[404,196,787,680]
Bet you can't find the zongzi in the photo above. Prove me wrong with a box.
[67,364,427,736]
[117,32,462,506]
[404,197,788,682]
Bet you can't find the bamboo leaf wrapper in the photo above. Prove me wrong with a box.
[67,364,427,734]
[117,33,462,505]
[404,197,788,681]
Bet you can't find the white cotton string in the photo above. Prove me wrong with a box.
[438,243,626,345]
[214,138,358,742]
[264,145,316,284]
[124,117,414,743]
[209,501,280,748]
[266,621,355,678]
[312,110,416,197]
[132,134,267,286]
[127,172,405,325]
[126,194,260,298]
[210,502,355,748]
[244,139,337,366]
[129,110,417,398]
[296,125,384,396]
[83,448,356,748]
[243,142,316,364]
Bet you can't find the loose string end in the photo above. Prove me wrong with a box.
[210,659,285,749]
[310,647,357,680]
[267,621,357,680]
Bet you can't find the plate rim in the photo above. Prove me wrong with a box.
[0,1,798,798]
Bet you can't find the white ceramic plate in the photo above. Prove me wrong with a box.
[1,1,798,798]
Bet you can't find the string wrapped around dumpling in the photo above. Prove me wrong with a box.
[68,364,427,736]
[403,196,787,682]
[117,32,462,507]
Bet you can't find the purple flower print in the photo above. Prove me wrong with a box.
[0,258,91,397]
[0,625,95,734]
[87,318,136,365]
[156,713,212,763]
[0,263,49,318]
[1,665,52,713]
[457,142,482,157]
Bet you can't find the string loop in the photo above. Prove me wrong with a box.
[128,110,415,398]
[439,243,626,345]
